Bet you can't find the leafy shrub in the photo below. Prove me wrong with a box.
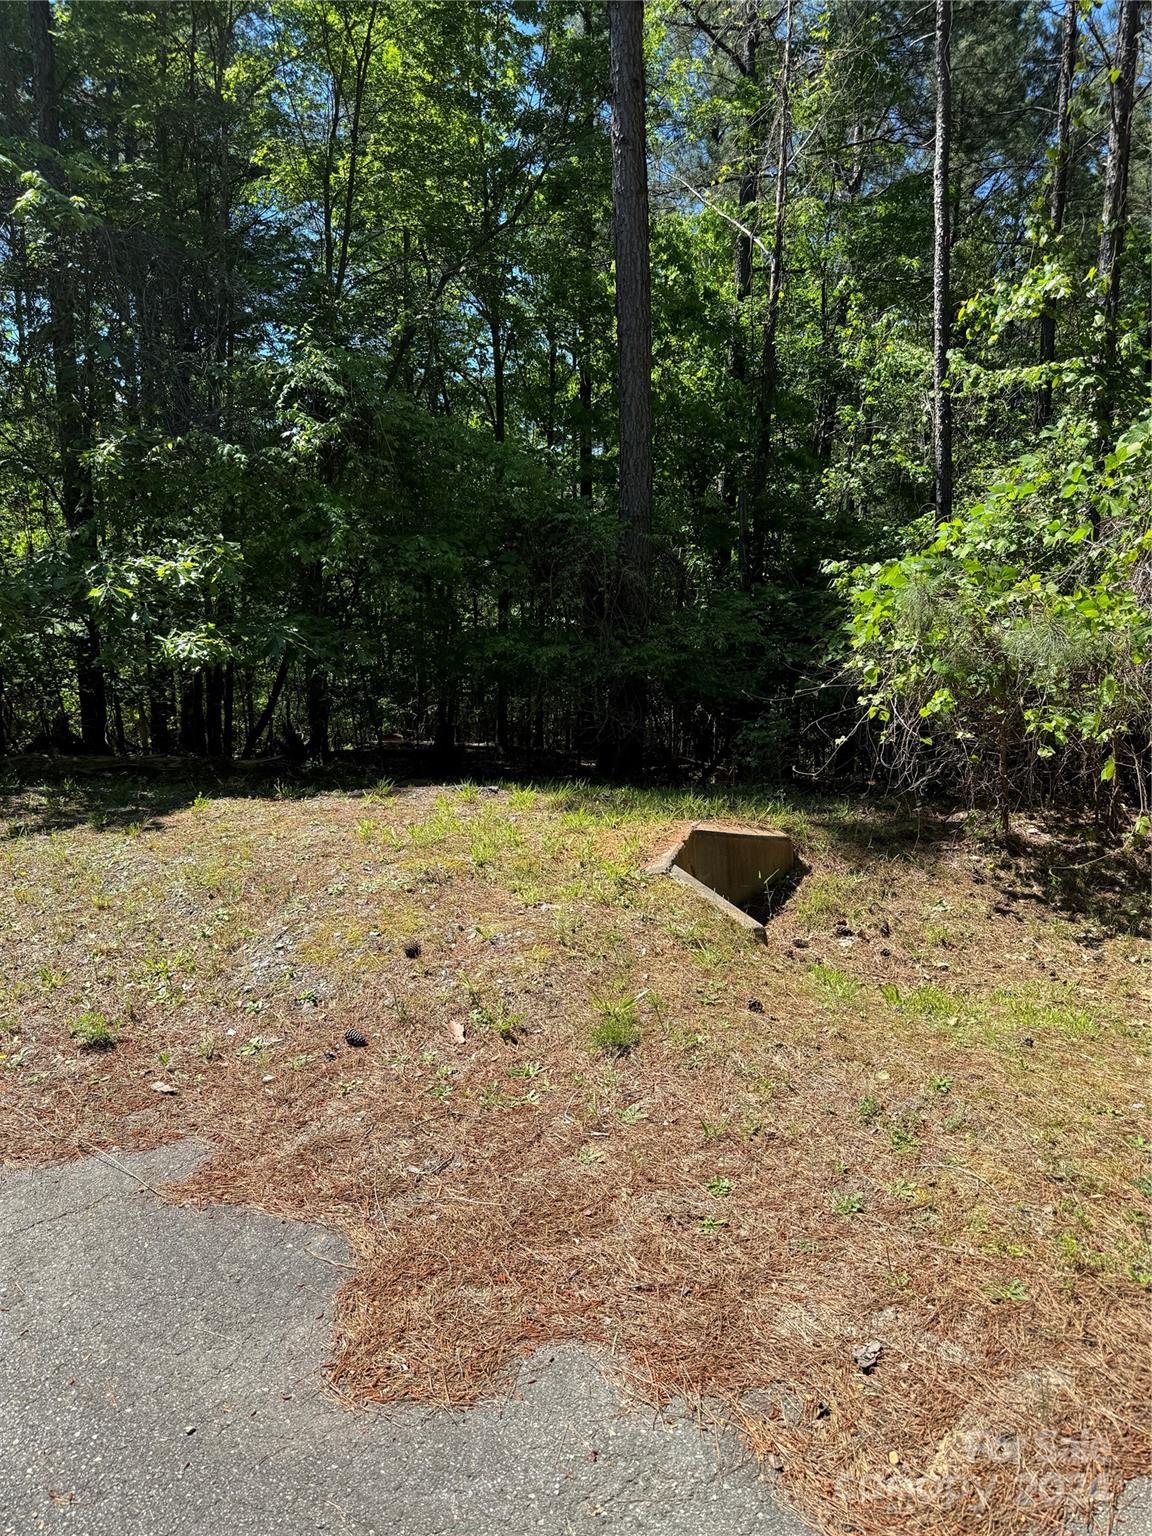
[835,415,1151,828]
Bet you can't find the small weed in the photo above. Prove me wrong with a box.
[409,806,461,849]
[68,1011,119,1050]
[589,993,641,1057]
[705,1176,733,1198]
[553,911,582,948]
[929,1074,953,1095]
[699,1118,729,1142]
[997,989,1104,1041]
[619,1101,649,1126]
[795,873,864,926]
[470,831,511,868]
[688,939,728,972]
[698,1214,729,1235]
[667,1022,709,1056]
[830,1189,864,1215]
[508,1060,544,1080]
[986,1279,1029,1303]
[905,984,960,1018]
[237,1034,275,1058]
[888,1115,920,1153]
[576,1144,606,1165]
[857,1096,882,1122]
[810,964,861,1006]
[470,1000,525,1043]
[427,1071,454,1102]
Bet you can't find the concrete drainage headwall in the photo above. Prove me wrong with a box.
[648,823,794,942]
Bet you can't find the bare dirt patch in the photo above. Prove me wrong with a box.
[1,772,1148,1535]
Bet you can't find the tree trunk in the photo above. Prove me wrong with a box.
[148,669,172,755]
[601,0,653,779]
[495,591,510,751]
[243,651,291,757]
[1097,0,1142,437]
[222,661,235,758]
[179,672,207,756]
[730,11,760,383]
[1034,0,1078,429]
[490,305,512,752]
[931,0,953,523]
[742,0,793,585]
[434,686,457,761]
[305,658,331,760]
[204,663,225,756]
[725,3,761,586]
[28,0,107,750]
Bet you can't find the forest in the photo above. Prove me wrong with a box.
[0,0,1148,820]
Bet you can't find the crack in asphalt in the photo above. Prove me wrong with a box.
[0,1189,116,1243]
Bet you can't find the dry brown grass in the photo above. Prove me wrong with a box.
[1,771,1148,1535]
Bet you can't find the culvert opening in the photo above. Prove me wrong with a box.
[649,823,796,942]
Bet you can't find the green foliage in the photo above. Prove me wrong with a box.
[469,1000,525,1044]
[0,0,1145,811]
[838,416,1151,818]
[830,1189,864,1216]
[589,994,642,1057]
[67,1011,119,1050]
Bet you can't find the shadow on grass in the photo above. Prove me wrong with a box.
[995,820,1150,938]
[0,749,447,836]
[1,752,1145,937]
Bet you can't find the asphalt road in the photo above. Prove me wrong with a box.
[0,1141,810,1536]
[0,1142,1146,1536]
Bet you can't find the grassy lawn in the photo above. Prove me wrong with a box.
[1,769,1148,1535]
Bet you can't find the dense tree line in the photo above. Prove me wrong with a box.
[0,0,1147,817]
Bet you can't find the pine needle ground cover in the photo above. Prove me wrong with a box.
[1,773,1148,1536]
